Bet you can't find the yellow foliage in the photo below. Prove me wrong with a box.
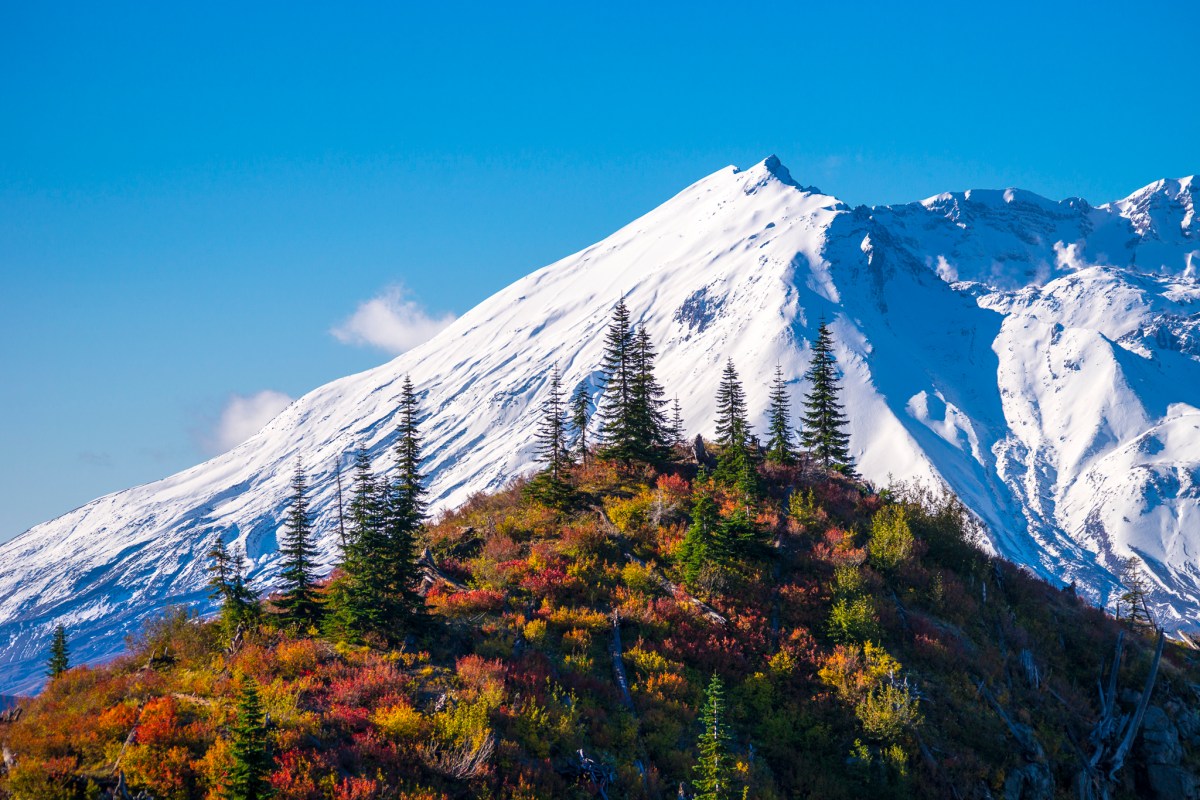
[374,702,427,742]
[523,618,548,647]
[868,506,914,572]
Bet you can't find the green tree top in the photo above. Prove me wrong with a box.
[46,623,69,680]
[800,323,855,475]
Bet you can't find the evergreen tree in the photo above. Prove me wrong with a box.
[529,364,572,507]
[331,447,389,639]
[680,483,721,590]
[597,300,670,464]
[46,623,69,679]
[693,673,734,800]
[597,299,638,461]
[714,360,749,449]
[765,365,796,466]
[713,360,758,495]
[629,327,670,460]
[800,323,855,475]
[277,461,322,627]
[569,384,591,464]
[384,378,429,632]
[390,377,426,533]
[227,676,274,800]
[207,536,257,631]
[1118,556,1156,629]
[669,396,685,448]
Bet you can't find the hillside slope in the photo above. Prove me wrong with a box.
[1,157,1198,695]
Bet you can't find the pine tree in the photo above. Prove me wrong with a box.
[569,384,591,464]
[46,623,69,679]
[227,676,274,800]
[800,323,855,475]
[277,461,321,627]
[529,364,572,507]
[597,299,638,461]
[765,365,796,466]
[693,673,734,800]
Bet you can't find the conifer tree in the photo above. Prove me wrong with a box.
[391,377,426,533]
[800,323,855,475]
[277,461,321,627]
[597,300,670,464]
[46,623,69,679]
[713,360,758,495]
[765,365,796,466]
[669,396,685,448]
[569,384,591,464]
[227,676,273,800]
[207,536,257,631]
[714,360,749,450]
[530,364,572,507]
[332,447,389,638]
[597,299,638,461]
[384,378,429,631]
[629,327,670,460]
[1118,556,1156,629]
[693,673,734,800]
[680,483,721,590]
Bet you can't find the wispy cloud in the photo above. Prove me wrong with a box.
[200,390,294,455]
[331,284,456,355]
[78,451,113,468]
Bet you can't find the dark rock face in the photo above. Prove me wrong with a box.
[1138,705,1199,799]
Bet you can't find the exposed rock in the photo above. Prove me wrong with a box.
[1140,706,1183,766]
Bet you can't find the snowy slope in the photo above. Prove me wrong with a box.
[1,156,1198,694]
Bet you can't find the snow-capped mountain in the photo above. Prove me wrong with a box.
[2,157,1198,695]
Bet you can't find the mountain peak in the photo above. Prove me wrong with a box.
[735,154,823,196]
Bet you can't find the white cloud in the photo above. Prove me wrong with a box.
[331,285,456,355]
[203,390,294,455]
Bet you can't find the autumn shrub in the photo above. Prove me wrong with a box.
[868,506,914,573]
[828,596,880,644]
[373,701,426,743]
[428,588,506,619]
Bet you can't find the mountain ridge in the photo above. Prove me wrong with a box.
[1,157,1198,695]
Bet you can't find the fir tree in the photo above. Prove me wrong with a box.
[384,378,429,632]
[391,377,426,532]
[680,483,721,590]
[800,323,855,475]
[669,396,685,448]
[331,447,389,639]
[227,676,274,800]
[46,623,69,679]
[713,360,758,495]
[693,673,734,800]
[765,365,796,466]
[529,364,572,507]
[277,460,321,627]
[207,536,257,632]
[629,327,670,461]
[597,299,638,461]
[569,384,591,464]
[714,360,749,450]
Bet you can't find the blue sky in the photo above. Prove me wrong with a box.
[2,1,1197,541]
